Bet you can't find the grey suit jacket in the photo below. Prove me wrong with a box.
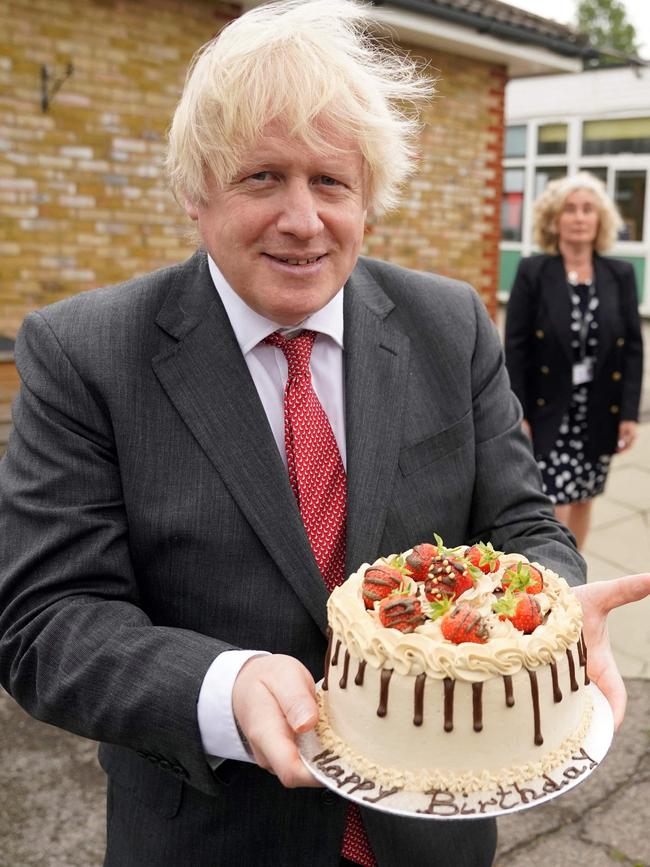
[0,252,584,866]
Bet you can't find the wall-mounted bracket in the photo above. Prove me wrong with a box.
[41,62,74,112]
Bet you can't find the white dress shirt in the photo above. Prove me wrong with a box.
[197,255,346,763]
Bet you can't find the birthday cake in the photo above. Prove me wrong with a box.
[317,539,592,794]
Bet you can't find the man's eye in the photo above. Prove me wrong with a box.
[319,176,340,186]
[249,171,271,181]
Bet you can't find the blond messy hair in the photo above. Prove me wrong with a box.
[166,0,433,215]
[533,172,623,254]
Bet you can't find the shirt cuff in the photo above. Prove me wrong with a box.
[197,649,270,765]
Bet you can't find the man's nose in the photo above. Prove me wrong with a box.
[276,181,324,238]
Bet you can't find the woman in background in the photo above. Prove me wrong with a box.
[505,172,643,549]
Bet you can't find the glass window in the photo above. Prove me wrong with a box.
[582,117,650,155]
[615,170,646,241]
[537,123,567,155]
[505,125,526,158]
[534,166,567,199]
[501,168,525,241]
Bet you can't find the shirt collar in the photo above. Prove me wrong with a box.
[207,254,344,355]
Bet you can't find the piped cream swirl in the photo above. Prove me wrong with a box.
[330,550,583,681]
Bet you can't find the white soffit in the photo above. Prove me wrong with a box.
[370,6,581,77]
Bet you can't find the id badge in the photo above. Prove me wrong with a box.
[572,357,595,386]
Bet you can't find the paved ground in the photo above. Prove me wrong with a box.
[1,316,650,866]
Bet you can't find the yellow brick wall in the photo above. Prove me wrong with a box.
[0,0,504,341]
[0,0,238,338]
[365,45,505,318]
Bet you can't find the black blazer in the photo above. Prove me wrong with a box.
[505,253,643,458]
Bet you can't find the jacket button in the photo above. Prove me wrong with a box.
[535,329,544,339]
[617,337,625,347]
[610,404,620,414]
[321,790,338,806]
[540,365,550,375]
[612,371,622,381]
[536,398,546,407]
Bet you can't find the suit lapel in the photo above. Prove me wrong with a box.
[541,256,573,366]
[343,261,411,576]
[151,253,329,632]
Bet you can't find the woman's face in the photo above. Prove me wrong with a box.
[557,188,600,248]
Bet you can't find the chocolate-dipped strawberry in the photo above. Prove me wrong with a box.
[404,543,438,582]
[424,555,475,602]
[378,593,426,633]
[361,563,405,609]
[440,604,489,644]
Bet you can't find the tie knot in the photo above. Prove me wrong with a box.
[264,329,317,378]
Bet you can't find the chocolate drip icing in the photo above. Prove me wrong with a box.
[413,673,426,726]
[550,661,563,703]
[528,670,543,745]
[580,632,590,685]
[323,628,333,691]
[331,639,341,667]
[354,660,366,686]
[472,683,483,732]
[503,675,514,707]
[443,677,454,732]
[377,669,393,718]
[566,648,579,692]
[339,650,350,689]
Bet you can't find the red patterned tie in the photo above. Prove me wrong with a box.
[264,330,376,867]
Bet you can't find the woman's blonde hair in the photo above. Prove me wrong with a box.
[533,171,623,254]
[166,0,433,215]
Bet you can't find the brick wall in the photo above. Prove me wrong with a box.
[364,46,506,318]
[0,0,238,339]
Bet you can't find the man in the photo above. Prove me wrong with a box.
[1,2,648,865]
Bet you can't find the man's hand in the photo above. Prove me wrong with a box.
[232,654,322,788]
[572,574,650,729]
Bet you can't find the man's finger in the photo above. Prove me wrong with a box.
[573,573,650,615]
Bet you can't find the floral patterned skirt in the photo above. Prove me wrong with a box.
[536,384,611,505]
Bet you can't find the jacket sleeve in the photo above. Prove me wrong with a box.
[619,263,644,421]
[504,258,537,415]
[0,311,231,796]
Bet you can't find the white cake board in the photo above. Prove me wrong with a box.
[297,682,613,820]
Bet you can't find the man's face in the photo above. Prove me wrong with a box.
[186,127,367,325]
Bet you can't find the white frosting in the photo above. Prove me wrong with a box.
[320,547,590,793]
[327,550,583,681]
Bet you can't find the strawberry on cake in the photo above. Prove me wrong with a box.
[318,536,592,795]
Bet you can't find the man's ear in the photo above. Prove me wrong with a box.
[184,199,200,221]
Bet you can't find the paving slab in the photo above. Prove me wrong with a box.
[590,495,639,530]
[602,465,650,512]
[583,511,650,575]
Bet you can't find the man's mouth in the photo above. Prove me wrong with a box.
[268,254,324,266]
